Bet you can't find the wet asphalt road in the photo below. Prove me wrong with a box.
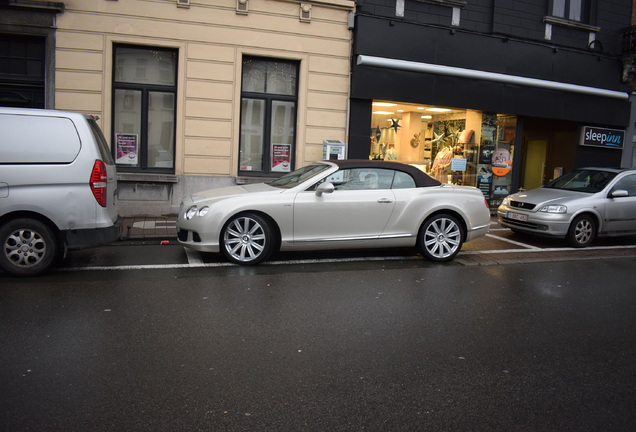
[1,255,636,431]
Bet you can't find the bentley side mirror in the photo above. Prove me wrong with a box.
[315,182,335,197]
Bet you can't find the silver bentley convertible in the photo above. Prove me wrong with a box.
[177,160,490,265]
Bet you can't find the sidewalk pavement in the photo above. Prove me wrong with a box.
[120,215,178,240]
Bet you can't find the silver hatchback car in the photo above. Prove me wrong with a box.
[498,168,636,247]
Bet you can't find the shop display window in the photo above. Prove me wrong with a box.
[369,101,516,208]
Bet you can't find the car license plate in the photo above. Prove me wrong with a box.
[507,211,528,222]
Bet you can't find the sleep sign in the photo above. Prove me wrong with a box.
[581,126,625,149]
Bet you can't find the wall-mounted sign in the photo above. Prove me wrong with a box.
[322,139,346,160]
[581,126,625,150]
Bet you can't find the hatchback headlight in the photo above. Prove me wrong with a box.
[539,205,567,213]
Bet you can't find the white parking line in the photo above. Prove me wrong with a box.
[461,244,636,255]
[485,233,541,249]
[55,243,636,272]
[185,248,203,265]
[58,263,227,272]
[58,254,419,272]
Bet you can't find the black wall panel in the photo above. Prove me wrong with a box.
[353,15,628,92]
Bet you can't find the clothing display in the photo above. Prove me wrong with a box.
[430,146,453,183]
[385,147,398,160]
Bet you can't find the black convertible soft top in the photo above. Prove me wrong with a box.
[330,159,442,188]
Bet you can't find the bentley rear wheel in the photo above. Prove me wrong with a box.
[418,214,464,262]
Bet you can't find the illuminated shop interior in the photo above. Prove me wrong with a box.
[370,101,517,207]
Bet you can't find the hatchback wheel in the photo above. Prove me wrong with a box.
[0,218,58,276]
[419,214,464,262]
[221,213,275,265]
[567,214,596,248]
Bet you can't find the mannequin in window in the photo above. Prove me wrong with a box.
[431,145,453,183]
[385,144,398,160]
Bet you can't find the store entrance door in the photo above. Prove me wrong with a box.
[523,139,547,189]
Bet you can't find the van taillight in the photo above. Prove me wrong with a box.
[90,160,108,207]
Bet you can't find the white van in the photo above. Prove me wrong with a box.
[0,108,119,276]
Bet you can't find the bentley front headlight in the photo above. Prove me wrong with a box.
[185,205,198,220]
[184,205,210,220]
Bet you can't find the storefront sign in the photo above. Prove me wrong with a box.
[115,133,138,165]
[581,126,625,149]
[491,148,512,176]
[451,157,467,171]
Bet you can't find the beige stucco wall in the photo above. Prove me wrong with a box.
[54,0,354,180]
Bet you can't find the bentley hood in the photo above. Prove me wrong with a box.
[186,182,282,205]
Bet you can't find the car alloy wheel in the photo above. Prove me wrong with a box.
[0,218,58,276]
[221,213,274,265]
[419,214,464,262]
[567,214,596,248]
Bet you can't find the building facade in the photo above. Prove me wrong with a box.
[2,0,635,216]
[1,0,354,216]
[348,0,634,209]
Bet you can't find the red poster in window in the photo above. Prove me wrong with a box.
[115,133,138,165]
[271,144,291,172]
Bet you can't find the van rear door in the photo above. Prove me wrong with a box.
[86,116,118,223]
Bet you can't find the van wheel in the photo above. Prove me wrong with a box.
[0,218,59,276]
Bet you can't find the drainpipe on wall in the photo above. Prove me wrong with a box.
[623,93,636,168]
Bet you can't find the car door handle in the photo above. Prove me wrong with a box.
[377,198,393,204]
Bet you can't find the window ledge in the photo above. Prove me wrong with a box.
[236,176,272,185]
[544,16,600,33]
[5,0,65,12]
[117,173,178,183]
[414,0,467,7]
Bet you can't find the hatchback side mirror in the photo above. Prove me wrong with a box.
[315,182,335,197]
[611,189,629,198]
